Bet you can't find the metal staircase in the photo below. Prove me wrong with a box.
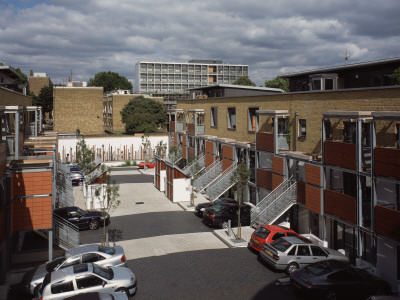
[53,213,80,249]
[193,159,222,192]
[205,163,238,200]
[183,153,205,176]
[251,178,297,227]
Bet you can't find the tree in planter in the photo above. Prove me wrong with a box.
[169,145,182,163]
[94,165,120,244]
[230,160,251,240]
[187,156,203,206]
[141,135,151,163]
[155,140,167,158]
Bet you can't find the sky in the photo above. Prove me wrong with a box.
[1,0,399,86]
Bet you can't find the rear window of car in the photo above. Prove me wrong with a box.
[254,227,271,239]
[306,262,332,276]
[271,239,292,252]
[46,256,67,272]
[98,246,115,255]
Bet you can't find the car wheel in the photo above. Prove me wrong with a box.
[89,220,99,230]
[325,289,337,300]
[34,283,41,297]
[116,287,130,297]
[285,262,299,274]
[221,221,229,229]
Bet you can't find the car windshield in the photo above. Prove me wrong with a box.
[46,256,66,272]
[271,239,292,252]
[93,264,113,280]
[254,227,271,239]
[98,245,116,255]
[77,208,87,216]
[210,204,228,213]
[306,262,332,276]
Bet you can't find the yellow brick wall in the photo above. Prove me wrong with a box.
[29,77,50,96]
[0,87,32,106]
[53,87,104,135]
[176,87,400,154]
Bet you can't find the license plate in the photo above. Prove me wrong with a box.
[266,250,272,256]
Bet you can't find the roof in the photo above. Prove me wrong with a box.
[66,244,99,258]
[281,236,313,244]
[0,66,21,80]
[188,84,283,93]
[280,57,400,78]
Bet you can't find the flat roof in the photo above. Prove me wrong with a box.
[280,57,400,78]
[188,84,283,93]
[0,66,21,80]
[372,111,400,121]
[322,111,373,119]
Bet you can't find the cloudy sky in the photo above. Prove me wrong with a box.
[1,0,399,86]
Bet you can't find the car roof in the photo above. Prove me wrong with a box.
[66,244,100,257]
[280,236,313,244]
[259,225,294,232]
[50,263,93,282]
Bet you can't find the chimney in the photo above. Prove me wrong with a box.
[30,70,33,76]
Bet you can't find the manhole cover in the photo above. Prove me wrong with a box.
[135,202,144,205]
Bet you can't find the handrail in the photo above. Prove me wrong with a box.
[205,163,238,200]
[53,213,79,249]
[193,159,222,190]
[183,153,205,176]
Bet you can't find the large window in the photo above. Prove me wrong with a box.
[211,107,218,127]
[299,119,307,138]
[227,107,236,129]
[344,122,356,143]
[248,107,258,132]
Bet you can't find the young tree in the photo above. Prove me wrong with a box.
[121,96,167,134]
[230,160,251,239]
[393,67,400,85]
[264,76,289,92]
[232,75,256,86]
[87,71,133,93]
[155,140,167,158]
[187,156,203,206]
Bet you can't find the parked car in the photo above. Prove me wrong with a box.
[138,161,154,169]
[249,225,300,252]
[63,291,129,300]
[290,260,391,300]
[70,172,84,186]
[22,244,126,297]
[194,198,237,218]
[203,203,251,229]
[69,164,80,172]
[37,263,137,299]
[54,206,110,230]
[259,236,349,274]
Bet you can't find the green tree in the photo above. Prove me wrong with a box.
[393,67,400,85]
[32,84,53,113]
[87,71,132,93]
[121,96,167,134]
[232,75,256,86]
[264,76,289,92]
[230,160,251,239]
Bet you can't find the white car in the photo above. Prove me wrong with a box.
[64,291,129,300]
[37,263,136,299]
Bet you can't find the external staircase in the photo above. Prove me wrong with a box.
[182,153,205,176]
[204,163,238,200]
[251,178,297,227]
[193,159,223,192]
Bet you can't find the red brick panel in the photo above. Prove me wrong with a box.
[205,153,214,168]
[222,145,234,160]
[272,156,284,175]
[169,121,175,132]
[324,189,356,224]
[257,168,272,191]
[188,147,195,160]
[374,147,400,180]
[272,174,283,190]
[12,196,52,231]
[205,141,214,154]
[324,141,356,170]
[297,181,305,204]
[375,205,400,242]
[182,135,187,146]
[305,184,321,214]
[305,164,321,186]
[256,132,274,153]
[12,172,52,196]
[223,159,233,172]
[187,123,195,136]
[174,168,187,179]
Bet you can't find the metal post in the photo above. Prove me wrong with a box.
[228,220,231,237]
[48,229,53,261]
[15,110,20,158]
[274,116,278,154]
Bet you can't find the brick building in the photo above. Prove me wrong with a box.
[29,70,52,96]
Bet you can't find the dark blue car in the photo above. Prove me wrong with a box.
[54,206,110,230]
[69,164,80,171]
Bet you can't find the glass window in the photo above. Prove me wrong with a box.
[343,122,356,143]
[227,107,236,129]
[297,245,311,256]
[271,239,292,252]
[248,107,258,132]
[288,246,297,256]
[325,78,334,90]
[286,232,298,237]
[211,107,218,127]
[311,78,321,90]
[310,245,327,256]
[272,232,285,240]
[299,119,306,138]
[46,256,67,272]
[82,253,101,263]
[324,120,332,140]
[93,264,113,280]
[62,257,81,268]
[51,281,74,294]
[254,227,271,239]
[76,275,104,289]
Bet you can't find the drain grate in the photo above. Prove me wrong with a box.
[135,202,144,205]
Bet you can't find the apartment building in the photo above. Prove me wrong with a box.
[155,58,400,291]
[134,60,249,100]
[29,70,52,96]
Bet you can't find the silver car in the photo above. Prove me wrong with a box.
[37,263,136,300]
[63,291,129,300]
[259,236,349,274]
[23,244,127,297]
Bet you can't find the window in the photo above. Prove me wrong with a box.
[288,246,297,256]
[299,119,306,138]
[311,78,321,90]
[324,120,332,140]
[286,232,298,237]
[248,107,258,132]
[297,245,310,256]
[82,253,103,263]
[211,107,218,127]
[227,107,236,129]
[62,257,81,268]
[310,246,327,257]
[51,281,74,294]
[76,275,104,289]
[272,232,285,240]
[325,78,334,90]
[343,122,356,143]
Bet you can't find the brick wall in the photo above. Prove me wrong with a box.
[0,87,32,106]
[29,76,50,96]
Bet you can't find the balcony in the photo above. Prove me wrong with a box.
[375,205,400,242]
[256,132,274,152]
[324,189,356,224]
[324,140,356,170]
[374,147,400,180]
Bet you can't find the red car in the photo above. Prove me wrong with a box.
[138,161,155,169]
[249,225,300,252]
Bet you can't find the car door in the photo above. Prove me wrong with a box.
[310,245,328,263]
[295,245,313,267]
[75,274,110,294]
[68,210,87,228]
[49,280,75,299]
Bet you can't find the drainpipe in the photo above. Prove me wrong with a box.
[295,111,299,152]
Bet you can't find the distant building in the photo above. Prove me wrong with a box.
[188,84,284,99]
[134,60,249,101]
[29,70,52,96]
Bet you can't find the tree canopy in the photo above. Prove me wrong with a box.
[120,96,167,134]
[232,75,256,86]
[393,67,400,85]
[87,71,132,93]
[0,62,30,94]
[32,84,53,113]
[264,76,289,92]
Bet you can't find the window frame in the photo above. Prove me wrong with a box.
[227,107,236,130]
[299,119,307,138]
[248,107,259,132]
[211,107,218,128]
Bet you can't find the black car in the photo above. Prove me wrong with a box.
[194,197,237,217]
[54,206,110,230]
[290,260,391,300]
[203,203,251,229]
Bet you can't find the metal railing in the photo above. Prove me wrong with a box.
[251,180,297,226]
[205,163,238,200]
[53,213,80,249]
[56,162,74,208]
[193,159,222,191]
[183,153,205,176]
